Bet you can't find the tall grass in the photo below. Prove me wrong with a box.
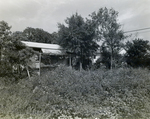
[0,66,150,118]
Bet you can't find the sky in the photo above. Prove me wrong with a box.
[0,0,150,41]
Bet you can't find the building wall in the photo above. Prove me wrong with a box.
[29,53,68,69]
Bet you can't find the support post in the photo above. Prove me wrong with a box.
[26,66,30,80]
[39,52,41,80]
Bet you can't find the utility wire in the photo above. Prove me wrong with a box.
[124,27,150,33]
[136,30,150,34]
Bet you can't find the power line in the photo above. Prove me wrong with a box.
[124,27,150,33]
[136,30,150,34]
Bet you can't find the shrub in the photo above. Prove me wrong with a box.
[0,66,150,118]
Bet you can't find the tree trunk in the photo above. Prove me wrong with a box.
[0,47,2,64]
[80,47,83,71]
[80,61,82,71]
[110,47,114,70]
[69,54,72,69]
[110,54,113,70]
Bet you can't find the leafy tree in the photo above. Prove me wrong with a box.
[99,44,111,69]
[57,13,99,70]
[10,33,35,76]
[0,21,12,76]
[89,8,125,69]
[0,21,12,63]
[23,27,55,43]
[0,21,34,78]
[51,32,59,44]
[125,38,150,68]
[94,43,123,69]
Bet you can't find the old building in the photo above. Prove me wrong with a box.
[21,41,68,75]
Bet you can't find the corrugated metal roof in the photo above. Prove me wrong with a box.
[21,41,65,55]
[21,41,62,50]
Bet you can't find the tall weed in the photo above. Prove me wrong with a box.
[0,66,150,118]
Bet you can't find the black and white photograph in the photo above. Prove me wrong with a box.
[0,0,150,118]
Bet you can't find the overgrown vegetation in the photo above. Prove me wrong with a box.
[0,21,35,79]
[1,6,150,119]
[57,13,99,70]
[125,38,150,68]
[0,66,150,118]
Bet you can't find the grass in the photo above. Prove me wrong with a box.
[0,66,150,118]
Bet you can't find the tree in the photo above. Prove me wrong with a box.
[10,33,35,77]
[57,13,99,70]
[0,21,12,63]
[89,8,125,69]
[99,44,111,69]
[0,21,12,75]
[23,27,55,43]
[51,32,59,44]
[125,38,150,68]
[0,21,34,78]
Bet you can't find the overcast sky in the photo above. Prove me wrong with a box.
[0,0,150,40]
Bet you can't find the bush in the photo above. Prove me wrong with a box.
[0,66,150,118]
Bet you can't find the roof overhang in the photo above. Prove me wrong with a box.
[21,41,65,55]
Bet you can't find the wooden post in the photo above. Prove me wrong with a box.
[39,52,41,80]
[26,66,31,79]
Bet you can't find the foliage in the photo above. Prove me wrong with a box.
[125,38,150,68]
[23,27,56,43]
[89,7,125,69]
[57,13,99,70]
[95,44,124,69]
[9,33,35,78]
[1,67,150,118]
[0,21,12,76]
[0,21,12,61]
[0,21,35,79]
[51,31,59,44]
[94,45,111,69]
